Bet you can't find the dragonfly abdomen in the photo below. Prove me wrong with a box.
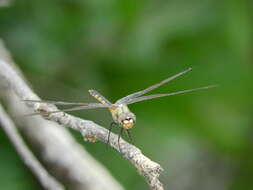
[89,90,112,105]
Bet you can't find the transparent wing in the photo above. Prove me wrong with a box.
[125,85,217,105]
[116,68,192,104]
[23,99,91,105]
[24,103,110,117]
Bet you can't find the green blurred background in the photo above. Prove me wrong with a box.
[0,0,253,189]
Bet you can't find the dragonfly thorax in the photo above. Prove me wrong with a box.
[109,104,136,129]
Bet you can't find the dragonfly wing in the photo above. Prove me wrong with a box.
[116,68,192,104]
[125,85,217,105]
[23,99,92,106]
[24,103,110,116]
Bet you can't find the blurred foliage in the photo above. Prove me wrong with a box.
[0,0,253,189]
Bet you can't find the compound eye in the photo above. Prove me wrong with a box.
[122,119,129,124]
[129,118,135,123]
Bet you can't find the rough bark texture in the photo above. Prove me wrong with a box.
[0,104,65,190]
[0,41,125,190]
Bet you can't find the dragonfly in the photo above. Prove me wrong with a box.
[24,68,216,152]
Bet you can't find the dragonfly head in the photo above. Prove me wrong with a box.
[118,112,136,129]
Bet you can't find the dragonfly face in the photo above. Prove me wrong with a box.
[109,104,136,129]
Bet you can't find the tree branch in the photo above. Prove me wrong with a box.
[0,104,65,190]
[0,44,164,190]
[0,41,124,190]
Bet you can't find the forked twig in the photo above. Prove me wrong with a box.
[0,104,64,190]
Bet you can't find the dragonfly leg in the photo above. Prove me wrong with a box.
[126,129,134,145]
[107,122,118,146]
[118,127,124,153]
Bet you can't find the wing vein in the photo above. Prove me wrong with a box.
[23,100,92,106]
[116,68,192,104]
[125,85,217,105]
[23,103,110,116]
